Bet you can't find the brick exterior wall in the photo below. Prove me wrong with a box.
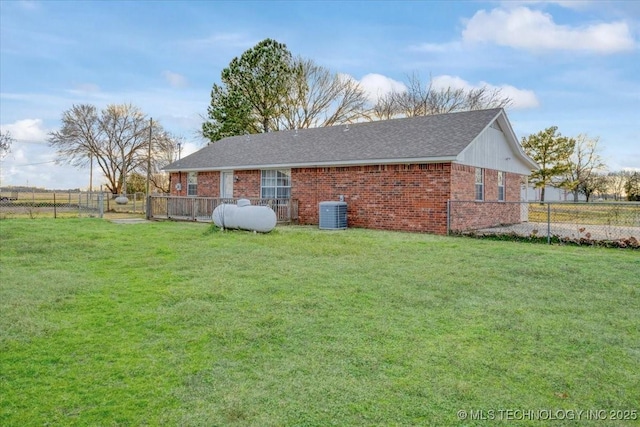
[169,172,188,197]
[449,164,522,231]
[170,164,527,235]
[292,163,452,234]
[450,164,520,202]
[196,172,219,197]
[234,170,261,198]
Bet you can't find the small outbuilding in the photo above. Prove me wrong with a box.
[164,108,538,234]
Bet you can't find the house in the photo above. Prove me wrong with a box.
[164,108,538,234]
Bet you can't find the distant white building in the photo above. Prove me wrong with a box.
[521,183,586,202]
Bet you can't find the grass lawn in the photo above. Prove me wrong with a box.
[1,219,638,426]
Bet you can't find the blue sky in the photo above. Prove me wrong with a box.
[1,0,638,189]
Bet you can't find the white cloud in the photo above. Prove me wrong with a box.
[162,71,188,88]
[1,118,48,142]
[462,7,636,53]
[0,119,63,187]
[408,41,462,53]
[431,75,539,109]
[358,73,407,102]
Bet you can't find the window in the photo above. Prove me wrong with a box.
[261,169,291,199]
[187,172,197,196]
[475,168,484,201]
[498,171,505,201]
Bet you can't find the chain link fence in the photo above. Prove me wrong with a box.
[0,189,147,219]
[448,200,640,248]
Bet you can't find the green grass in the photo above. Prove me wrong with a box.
[1,219,638,426]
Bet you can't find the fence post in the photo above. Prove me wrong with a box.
[547,203,551,244]
[53,192,57,219]
[446,200,450,236]
[99,193,104,218]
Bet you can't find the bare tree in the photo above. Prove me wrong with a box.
[465,86,513,111]
[605,170,632,201]
[370,92,400,121]
[49,103,178,194]
[372,73,512,119]
[580,173,608,201]
[562,134,606,202]
[138,131,184,193]
[279,58,369,129]
[0,130,14,159]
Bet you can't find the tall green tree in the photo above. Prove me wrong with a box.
[203,38,296,142]
[521,126,575,202]
[202,86,255,142]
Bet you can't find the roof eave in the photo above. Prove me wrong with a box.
[163,156,459,172]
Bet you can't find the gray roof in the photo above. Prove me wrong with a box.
[165,108,505,171]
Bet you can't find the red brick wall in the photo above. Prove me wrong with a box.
[234,170,261,198]
[169,172,187,196]
[197,172,219,197]
[449,164,524,231]
[292,163,452,234]
[169,172,220,197]
[450,164,521,203]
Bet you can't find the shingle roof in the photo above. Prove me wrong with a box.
[165,108,504,171]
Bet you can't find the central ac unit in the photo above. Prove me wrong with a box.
[319,201,347,230]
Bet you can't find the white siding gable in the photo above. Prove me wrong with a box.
[456,118,535,175]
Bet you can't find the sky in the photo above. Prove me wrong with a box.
[1,0,638,190]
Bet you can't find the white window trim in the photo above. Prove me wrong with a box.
[475,168,484,201]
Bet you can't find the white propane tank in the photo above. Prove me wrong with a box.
[212,199,277,233]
